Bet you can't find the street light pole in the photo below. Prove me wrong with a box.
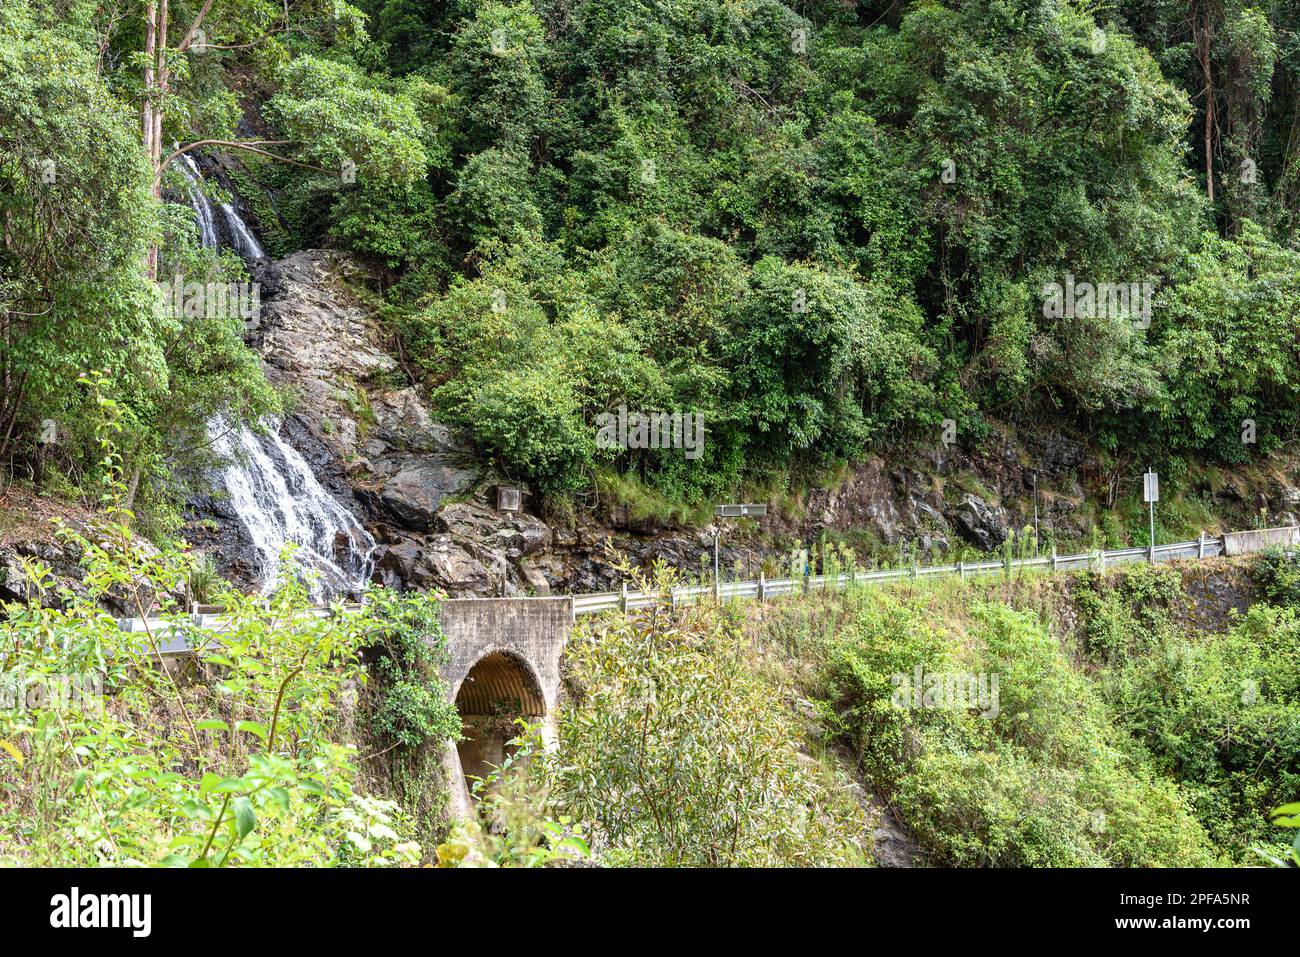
[1032,472,1039,556]
[713,503,768,600]
[713,527,720,591]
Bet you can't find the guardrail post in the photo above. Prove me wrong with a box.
[1004,550,1012,579]
[620,582,628,613]
[1197,531,1205,559]
[912,563,919,580]
[1096,549,1105,571]
[758,574,766,601]
[1050,546,1058,572]
[957,560,964,581]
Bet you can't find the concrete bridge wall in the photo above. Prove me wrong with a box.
[439,596,573,711]
[438,597,573,819]
[1222,525,1300,556]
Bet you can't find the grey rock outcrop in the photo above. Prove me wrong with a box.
[951,494,1010,550]
[254,252,481,506]
[379,461,478,529]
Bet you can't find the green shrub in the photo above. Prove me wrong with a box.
[0,534,425,866]
[1099,604,1300,861]
[541,567,869,866]
[808,587,1216,866]
[1253,547,1300,610]
[364,589,460,750]
[1072,564,1185,666]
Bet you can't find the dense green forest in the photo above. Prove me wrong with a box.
[2,0,1300,876]
[3,0,1300,525]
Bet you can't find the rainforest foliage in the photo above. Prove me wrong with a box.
[0,387,457,866]
[769,557,1300,866]
[2,0,1300,520]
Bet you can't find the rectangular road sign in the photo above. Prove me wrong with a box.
[715,504,768,518]
[1143,471,1159,503]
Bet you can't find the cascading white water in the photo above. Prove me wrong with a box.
[208,420,375,599]
[178,153,266,262]
[221,202,266,261]
[179,154,374,599]
[177,154,219,249]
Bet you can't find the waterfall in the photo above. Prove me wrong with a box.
[208,420,376,600]
[221,201,267,261]
[177,153,266,262]
[177,154,219,250]
[179,155,373,600]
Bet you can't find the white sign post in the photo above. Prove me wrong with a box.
[1143,470,1159,563]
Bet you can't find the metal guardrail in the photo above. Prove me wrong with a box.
[111,526,1290,650]
[117,604,365,658]
[565,532,1233,618]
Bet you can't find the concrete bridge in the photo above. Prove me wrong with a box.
[438,597,572,816]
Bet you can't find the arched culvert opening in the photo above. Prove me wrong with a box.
[454,651,546,794]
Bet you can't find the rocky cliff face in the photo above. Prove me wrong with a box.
[775,428,1095,557]
[189,249,1300,599]
[182,250,713,597]
[0,486,179,615]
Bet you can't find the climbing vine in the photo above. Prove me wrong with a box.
[361,587,462,851]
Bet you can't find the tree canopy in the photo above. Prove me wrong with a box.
[3,0,1300,517]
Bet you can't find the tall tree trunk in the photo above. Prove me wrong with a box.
[143,3,158,278]
[1201,6,1216,204]
[142,4,156,159]
[142,0,215,280]
[153,0,169,192]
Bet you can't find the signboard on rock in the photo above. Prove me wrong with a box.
[497,486,521,512]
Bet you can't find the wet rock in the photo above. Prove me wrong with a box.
[374,541,422,581]
[949,494,1009,550]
